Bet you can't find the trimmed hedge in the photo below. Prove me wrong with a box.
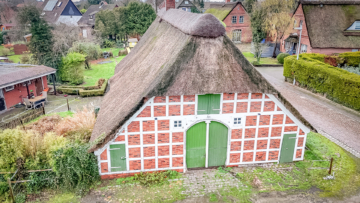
[57,79,108,97]
[79,79,107,97]
[339,51,360,66]
[284,54,360,110]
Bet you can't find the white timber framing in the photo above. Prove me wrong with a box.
[95,93,310,176]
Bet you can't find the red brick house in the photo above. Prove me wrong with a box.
[205,1,252,43]
[0,63,56,112]
[0,23,15,31]
[89,9,311,179]
[280,0,360,55]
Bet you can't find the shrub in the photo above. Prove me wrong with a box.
[276,53,290,64]
[79,79,108,97]
[0,129,27,171]
[59,52,86,85]
[284,54,360,110]
[341,64,360,75]
[25,115,62,135]
[20,54,30,64]
[0,32,3,45]
[339,51,360,66]
[51,143,99,195]
[118,49,128,56]
[0,48,10,56]
[80,9,87,14]
[54,107,95,143]
[102,39,115,48]
[68,42,102,60]
[251,61,260,66]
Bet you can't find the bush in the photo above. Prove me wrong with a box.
[251,61,260,66]
[102,39,115,48]
[79,79,108,97]
[0,32,3,45]
[276,53,290,64]
[284,54,360,110]
[339,51,360,66]
[118,49,128,56]
[20,54,30,64]
[0,48,10,56]
[59,52,86,85]
[80,9,87,14]
[68,42,102,60]
[341,64,360,75]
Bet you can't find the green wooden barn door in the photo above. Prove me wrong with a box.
[110,144,127,172]
[197,94,221,115]
[279,134,296,163]
[208,121,228,167]
[186,122,207,168]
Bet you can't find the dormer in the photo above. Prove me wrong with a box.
[344,21,360,36]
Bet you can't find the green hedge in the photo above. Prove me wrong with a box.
[284,54,360,110]
[79,79,108,97]
[57,79,107,97]
[339,51,360,66]
[277,53,290,64]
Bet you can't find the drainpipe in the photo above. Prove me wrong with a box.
[52,74,57,95]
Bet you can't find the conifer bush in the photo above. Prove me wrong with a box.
[59,52,86,85]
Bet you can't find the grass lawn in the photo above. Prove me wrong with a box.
[101,47,124,57]
[7,54,21,63]
[83,56,126,86]
[243,52,280,65]
[25,111,74,125]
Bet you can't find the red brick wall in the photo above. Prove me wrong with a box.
[13,44,28,55]
[165,0,175,10]
[100,93,307,179]
[223,3,252,43]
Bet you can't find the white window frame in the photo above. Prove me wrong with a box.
[355,22,360,30]
[233,117,242,126]
[232,16,237,24]
[239,16,244,23]
[185,1,189,4]
[22,81,31,86]
[5,85,14,92]
[173,120,183,129]
[293,20,297,28]
[300,44,307,53]
[57,2,62,7]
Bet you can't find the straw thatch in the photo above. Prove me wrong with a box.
[302,2,360,48]
[89,10,313,152]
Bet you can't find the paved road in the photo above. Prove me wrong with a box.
[256,67,360,157]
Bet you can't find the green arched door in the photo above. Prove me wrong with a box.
[208,121,228,167]
[186,122,206,168]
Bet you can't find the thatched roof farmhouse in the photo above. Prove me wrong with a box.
[90,9,312,179]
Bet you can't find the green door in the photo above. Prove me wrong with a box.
[186,122,207,168]
[110,144,127,172]
[208,121,228,167]
[197,94,221,115]
[279,134,296,163]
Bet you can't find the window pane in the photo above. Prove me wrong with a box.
[239,16,243,23]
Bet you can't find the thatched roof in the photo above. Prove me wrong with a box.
[89,9,313,152]
[301,1,360,48]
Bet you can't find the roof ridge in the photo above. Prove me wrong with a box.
[158,9,225,38]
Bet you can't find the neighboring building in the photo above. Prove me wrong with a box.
[159,0,200,12]
[128,38,138,48]
[280,0,360,55]
[0,24,15,31]
[205,1,252,43]
[77,1,119,38]
[0,63,55,112]
[38,0,82,26]
[89,9,311,179]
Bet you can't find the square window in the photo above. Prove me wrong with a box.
[355,22,360,30]
[185,1,189,4]
[22,81,31,86]
[232,16,237,24]
[239,16,244,23]
[5,85,14,92]
[234,118,241,125]
[174,120,182,128]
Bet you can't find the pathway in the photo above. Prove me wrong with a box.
[256,67,360,157]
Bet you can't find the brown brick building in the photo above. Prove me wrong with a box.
[205,1,252,43]
[89,9,311,179]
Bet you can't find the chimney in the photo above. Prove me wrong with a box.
[166,0,175,10]
[226,0,231,2]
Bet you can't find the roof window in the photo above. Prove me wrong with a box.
[346,21,360,31]
[57,2,62,7]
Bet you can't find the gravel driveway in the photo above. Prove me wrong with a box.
[256,67,360,157]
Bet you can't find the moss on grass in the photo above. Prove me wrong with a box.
[205,8,231,21]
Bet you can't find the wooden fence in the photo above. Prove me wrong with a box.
[0,107,45,130]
